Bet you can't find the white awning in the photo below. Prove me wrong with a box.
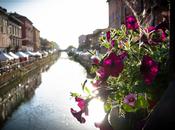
[16,51,29,58]
[24,51,36,56]
[9,52,19,59]
[0,52,14,61]
[34,51,42,57]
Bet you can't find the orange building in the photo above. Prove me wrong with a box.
[11,13,34,51]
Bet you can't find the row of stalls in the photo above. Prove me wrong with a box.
[0,50,55,75]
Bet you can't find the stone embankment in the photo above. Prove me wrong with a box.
[0,52,59,126]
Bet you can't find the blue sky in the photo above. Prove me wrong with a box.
[0,0,108,49]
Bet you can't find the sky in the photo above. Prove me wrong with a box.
[0,0,109,49]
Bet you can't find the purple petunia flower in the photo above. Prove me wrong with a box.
[125,16,139,30]
[71,97,89,123]
[146,26,156,33]
[75,97,85,110]
[96,67,110,80]
[70,108,86,123]
[144,26,166,45]
[106,31,111,42]
[140,55,159,85]
[119,51,128,61]
[111,40,115,47]
[95,52,127,86]
[123,93,137,107]
[148,29,166,44]
[102,52,125,77]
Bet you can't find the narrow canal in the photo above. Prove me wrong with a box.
[1,52,105,130]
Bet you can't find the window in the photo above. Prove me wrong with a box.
[2,19,8,33]
[0,16,2,33]
[8,25,12,34]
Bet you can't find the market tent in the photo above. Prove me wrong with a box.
[15,51,29,58]
[0,53,8,61]
[9,52,19,59]
[34,51,42,58]
[4,53,14,60]
[24,51,36,57]
[42,51,48,57]
[0,52,14,61]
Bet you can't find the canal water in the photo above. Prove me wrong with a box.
[1,52,105,130]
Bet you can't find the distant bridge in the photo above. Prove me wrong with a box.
[58,49,68,52]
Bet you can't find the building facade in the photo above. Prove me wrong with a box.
[11,13,34,51]
[8,14,22,52]
[78,28,107,53]
[107,0,169,28]
[33,26,40,52]
[0,7,10,51]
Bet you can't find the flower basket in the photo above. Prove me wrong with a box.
[70,14,169,130]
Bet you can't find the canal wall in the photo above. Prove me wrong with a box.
[0,52,59,127]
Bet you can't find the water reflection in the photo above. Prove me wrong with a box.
[0,68,42,126]
[0,53,105,130]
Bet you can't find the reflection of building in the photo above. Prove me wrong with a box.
[11,13,34,51]
[33,26,40,52]
[78,28,107,53]
[107,0,169,28]
[8,14,22,52]
[0,7,10,51]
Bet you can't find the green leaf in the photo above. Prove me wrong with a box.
[122,104,137,112]
[135,95,149,109]
[70,92,81,97]
[101,42,111,49]
[83,86,91,95]
[104,102,112,112]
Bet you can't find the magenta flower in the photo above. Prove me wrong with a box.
[125,16,139,30]
[75,97,85,110]
[70,108,86,123]
[111,40,115,47]
[71,97,89,123]
[148,29,166,44]
[106,31,111,42]
[140,55,159,85]
[123,93,137,107]
[119,51,128,61]
[102,52,125,77]
[144,26,166,45]
[146,26,156,33]
[96,67,110,80]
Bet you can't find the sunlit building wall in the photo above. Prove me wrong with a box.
[8,14,22,52]
[33,26,40,52]
[11,12,34,51]
[0,7,10,51]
